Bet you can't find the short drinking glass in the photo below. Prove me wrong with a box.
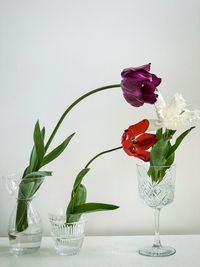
[49,210,86,256]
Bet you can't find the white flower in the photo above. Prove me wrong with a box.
[149,93,200,131]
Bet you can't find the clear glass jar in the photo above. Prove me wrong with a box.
[8,198,42,254]
[3,174,44,254]
[49,210,86,256]
[137,164,176,257]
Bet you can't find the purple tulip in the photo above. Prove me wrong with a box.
[121,63,161,107]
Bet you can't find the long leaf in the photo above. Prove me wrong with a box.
[16,201,28,232]
[41,127,45,139]
[150,139,170,166]
[28,126,45,173]
[156,128,163,140]
[166,152,175,166]
[41,133,75,167]
[22,166,30,178]
[67,185,87,213]
[72,203,119,214]
[29,146,38,172]
[67,184,87,223]
[167,126,195,158]
[73,168,90,191]
[33,121,45,164]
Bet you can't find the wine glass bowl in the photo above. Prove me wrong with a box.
[137,164,176,208]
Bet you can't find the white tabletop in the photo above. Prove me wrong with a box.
[0,235,199,267]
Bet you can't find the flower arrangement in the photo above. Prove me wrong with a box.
[12,62,200,257]
[121,64,200,183]
[120,64,200,257]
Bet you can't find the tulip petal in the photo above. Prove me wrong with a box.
[122,146,136,156]
[121,78,144,107]
[164,93,186,118]
[141,82,158,104]
[122,141,151,161]
[148,119,162,131]
[121,63,151,78]
[122,91,144,107]
[155,93,166,119]
[151,74,162,87]
[143,93,158,104]
[133,149,151,162]
[136,133,158,150]
[122,70,152,81]
[131,63,151,72]
[121,78,142,97]
[128,119,149,137]
[121,137,133,150]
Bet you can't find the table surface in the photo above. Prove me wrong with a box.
[0,235,200,267]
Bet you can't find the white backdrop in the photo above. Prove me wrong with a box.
[0,0,200,237]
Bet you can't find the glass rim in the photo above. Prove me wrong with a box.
[136,163,176,168]
[65,216,87,225]
[48,212,87,224]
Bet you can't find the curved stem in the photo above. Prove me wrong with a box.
[85,146,122,169]
[45,84,121,151]
[153,207,162,248]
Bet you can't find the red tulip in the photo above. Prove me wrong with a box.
[121,119,157,162]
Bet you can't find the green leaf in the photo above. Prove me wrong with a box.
[150,139,170,166]
[163,129,176,139]
[156,128,163,140]
[73,168,90,191]
[74,184,87,206]
[41,133,75,167]
[24,171,52,179]
[41,127,45,139]
[33,121,45,164]
[167,126,195,158]
[22,166,30,178]
[29,146,38,172]
[67,184,87,223]
[28,126,45,173]
[72,203,119,214]
[16,200,28,232]
[165,152,175,166]
[67,184,87,213]
[168,129,176,138]
[149,138,172,182]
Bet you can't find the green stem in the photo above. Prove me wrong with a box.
[45,84,121,152]
[85,146,122,169]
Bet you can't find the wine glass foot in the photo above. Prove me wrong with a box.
[138,245,176,257]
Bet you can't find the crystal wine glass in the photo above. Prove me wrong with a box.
[137,164,176,257]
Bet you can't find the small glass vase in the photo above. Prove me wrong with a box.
[48,210,86,256]
[137,164,176,257]
[3,174,44,254]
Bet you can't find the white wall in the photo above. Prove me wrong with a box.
[0,0,200,237]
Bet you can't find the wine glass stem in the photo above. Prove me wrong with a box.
[153,207,162,248]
